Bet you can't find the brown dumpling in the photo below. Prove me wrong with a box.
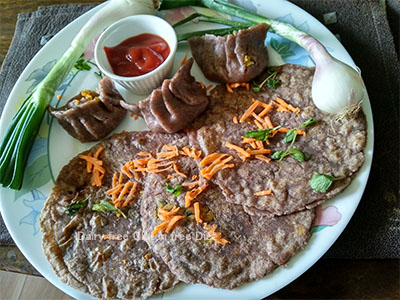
[49,77,126,143]
[188,23,269,83]
[121,58,209,133]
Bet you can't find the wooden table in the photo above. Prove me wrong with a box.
[0,1,399,299]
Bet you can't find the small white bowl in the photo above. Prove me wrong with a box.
[95,14,177,95]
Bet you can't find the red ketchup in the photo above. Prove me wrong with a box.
[104,33,170,77]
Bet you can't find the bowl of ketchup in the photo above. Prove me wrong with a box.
[95,15,177,95]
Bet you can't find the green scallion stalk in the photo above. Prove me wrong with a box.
[160,0,366,117]
[172,12,253,28]
[0,0,157,190]
[177,26,248,41]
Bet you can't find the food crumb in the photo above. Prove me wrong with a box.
[122,259,127,264]
[57,95,62,100]
[144,253,152,260]
[296,226,305,235]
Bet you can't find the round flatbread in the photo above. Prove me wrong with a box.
[189,64,366,217]
[40,131,190,299]
[139,154,315,289]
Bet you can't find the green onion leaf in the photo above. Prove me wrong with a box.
[166,183,183,196]
[310,173,343,193]
[66,196,89,216]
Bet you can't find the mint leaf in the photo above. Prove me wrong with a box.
[310,173,342,193]
[289,148,306,162]
[284,129,297,143]
[244,126,281,141]
[166,183,183,196]
[271,151,285,160]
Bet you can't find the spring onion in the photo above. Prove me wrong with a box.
[160,0,366,116]
[0,0,157,190]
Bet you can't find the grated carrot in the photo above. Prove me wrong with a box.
[122,182,138,208]
[255,155,271,163]
[185,183,209,208]
[203,223,230,245]
[152,221,169,236]
[264,116,274,129]
[226,83,234,93]
[182,180,199,189]
[79,148,105,187]
[194,202,202,224]
[255,141,265,149]
[165,215,186,233]
[112,172,118,187]
[106,183,123,195]
[225,142,251,158]
[173,162,187,178]
[273,97,300,114]
[246,149,271,155]
[254,119,265,129]
[241,137,257,144]
[254,189,273,196]
[233,116,239,124]
[239,100,260,123]
[137,152,151,157]
[206,84,213,91]
[158,206,181,221]
[257,102,273,117]
[116,181,133,203]
[200,154,234,180]
[200,81,205,89]
[121,164,133,178]
[180,147,202,160]
[200,153,221,166]
[252,112,266,126]
[181,51,188,65]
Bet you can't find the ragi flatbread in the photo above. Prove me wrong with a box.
[188,64,366,217]
[139,153,315,289]
[40,131,192,299]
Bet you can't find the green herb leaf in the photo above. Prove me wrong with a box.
[244,126,281,141]
[304,152,312,161]
[284,129,297,143]
[300,118,316,128]
[252,69,280,92]
[271,151,285,160]
[310,173,342,193]
[66,196,89,216]
[267,77,280,89]
[91,200,126,218]
[289,148,306,162]
[166,183,183,196]
[74,58,92,71]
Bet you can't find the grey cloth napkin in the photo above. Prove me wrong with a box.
[0,1,399,259]
[0,4,96,246]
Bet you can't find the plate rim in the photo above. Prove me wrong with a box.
[0,1,374,299]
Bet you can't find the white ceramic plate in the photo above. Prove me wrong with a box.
[0,1,373,299]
